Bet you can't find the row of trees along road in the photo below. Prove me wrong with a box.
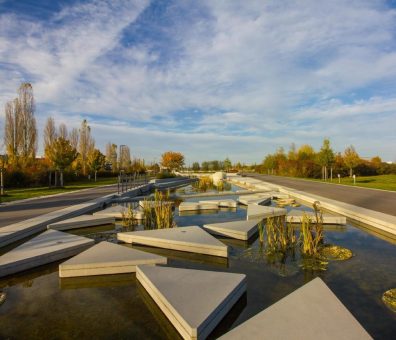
[260,138,393,179]
[1,83,111,187]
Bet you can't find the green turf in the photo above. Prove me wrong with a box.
[0,177,118,203]
[301,174,396,191]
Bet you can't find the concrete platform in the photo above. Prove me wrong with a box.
[59,241,167,277]
[0,194,113,248]
[0,230,94,278]
[219,277,371,340]
[203,219,261,240]
[136,265,247,340]
[237,194,271,206]
[199,199,237,208]
[117,226,228,257]
[93,205,145,220]
[47,215,115,231]
[247,205,287,220]
[93,205,127,219]
[287,210,347,225]
[179,202,219,212]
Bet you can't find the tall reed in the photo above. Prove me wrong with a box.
[121,204,137,228]
[299,201,324,256]
[143,190,175,229]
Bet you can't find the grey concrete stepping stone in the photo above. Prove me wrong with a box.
[203,219,261,240]
[0,229,94,278]
[179,202,219,212]
[137,265,246,340]
[0,195,113,248]
[118,226,228,257]
[93,205,127,219]
[247,205,287,220]
[287,209,347,225]
[237,194,271,206]
[199,199,237,208]
[47,215,115,231]
[93,205,144,220]
[59,241,167,277]
[219,277,371,340]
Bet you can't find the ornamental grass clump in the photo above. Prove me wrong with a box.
[143,190,175,229]
[299,201,324,256]
[121,204,137,229]
[260,215,297,254]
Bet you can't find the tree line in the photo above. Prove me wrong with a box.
[0,83,143,188]
[258,139,395,179]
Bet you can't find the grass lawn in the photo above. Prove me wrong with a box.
[306,174,396,191]
[0,177,118,203]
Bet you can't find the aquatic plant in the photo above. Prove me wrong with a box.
[154,190,175,229]
[192,176,231,192]
[257,220,265,244]
[192,176,214,191]
[382,288,396,313]
[121,204,137,228]
[264,216,297,254]
[299,202,324,256]
[142,199,155,229]
[319,245,353,261]
[143,190,175,229]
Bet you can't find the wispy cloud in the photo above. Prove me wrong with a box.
[0,0,395,162]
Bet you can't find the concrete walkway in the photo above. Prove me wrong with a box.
[0,184,119,228]
[246,174,396,216]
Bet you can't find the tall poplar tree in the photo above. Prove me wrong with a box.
[18,83,37,167]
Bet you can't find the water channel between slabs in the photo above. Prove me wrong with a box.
[0,185,395,339]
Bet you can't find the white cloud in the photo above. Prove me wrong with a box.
[0,0,395,162]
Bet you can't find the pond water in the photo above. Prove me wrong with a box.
[0,195,395,339]
[175,182,242,195]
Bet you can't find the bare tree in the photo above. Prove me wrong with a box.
[69,128,79,150]
[43,117,57,158]
[4,99,21,166]
[105,142,118,172]
[78,119,95,176]
[119,145,131,171]
[58,123,68,140]
[18,83,37,167]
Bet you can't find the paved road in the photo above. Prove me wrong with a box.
[0,185,120,228]
[246,174,396,216]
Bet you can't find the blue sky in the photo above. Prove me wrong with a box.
[0,0,396,164]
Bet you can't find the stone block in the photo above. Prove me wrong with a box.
[118,226,228,257]
[137,265,246,340]
[59,241,167,277]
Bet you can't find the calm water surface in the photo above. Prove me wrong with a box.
[0,195,395,339]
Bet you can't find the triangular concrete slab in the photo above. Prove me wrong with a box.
[247,205,286,220]
[93,205,145,220]
[287,210,347,225]
[0,229,94,278]
[219,277,371,339]
[199,199,237,208]
[137,265,246,340]
[47,215,115,231]
[237,194,271,206]
[118,226,228,257]
[93,205,127,219]
[59,241,167,277]
[203,219,261,240]
[179,202,219,212]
